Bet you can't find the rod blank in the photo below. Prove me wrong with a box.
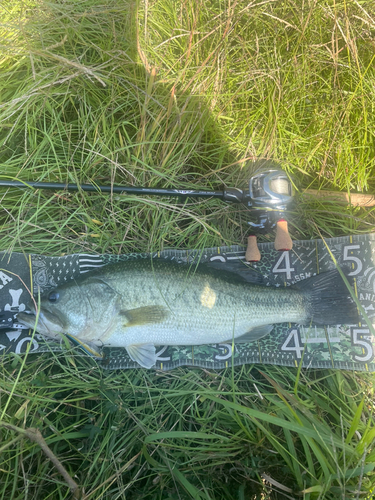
[0,180,246,203]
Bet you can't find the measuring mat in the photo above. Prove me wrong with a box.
[0,234,374,371]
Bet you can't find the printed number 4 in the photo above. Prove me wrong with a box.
[281,329,303,358]
[343,245,362,276]
[272,252,295,280]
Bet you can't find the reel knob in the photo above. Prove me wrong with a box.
[245,235,261,262]
[274,219,293,251]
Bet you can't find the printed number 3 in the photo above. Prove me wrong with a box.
[343,245,362,276]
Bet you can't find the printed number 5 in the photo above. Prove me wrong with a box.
[352,328,374,362]
[343,245,362,276]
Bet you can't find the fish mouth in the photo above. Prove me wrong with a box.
[17,301,37,324]
[17,307,65,339]
[17,311,38,329]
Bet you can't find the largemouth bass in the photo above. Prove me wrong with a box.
[17,259,358,368]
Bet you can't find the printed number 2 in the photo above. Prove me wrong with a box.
[352,328,374,362]
[272,252,295,280]
[343,245,362,276]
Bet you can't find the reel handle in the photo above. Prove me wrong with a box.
[274,219,293,251]
[246,219,292,262]
[245,235,261,262]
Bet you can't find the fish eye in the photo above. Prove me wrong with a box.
[48,292,60,303]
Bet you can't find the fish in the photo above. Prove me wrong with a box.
[16,259,359,368]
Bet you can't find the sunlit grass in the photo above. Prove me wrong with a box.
[1,0,375,498]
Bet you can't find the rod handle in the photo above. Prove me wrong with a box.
[274,219,293,251]
[304,189,375,207]
[246,235,261,261]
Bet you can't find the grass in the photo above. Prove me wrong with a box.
[1,356,375,499]
[0,0,375,498]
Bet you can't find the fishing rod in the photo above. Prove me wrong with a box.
[0,179,247,202]
[0,170,292,210]
[0,170,294,260]
[5,179,370,206]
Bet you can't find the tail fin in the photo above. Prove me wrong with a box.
[294,270,359,326]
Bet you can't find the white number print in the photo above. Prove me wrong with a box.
[15,337,39,354]
[281,329,303,358]
[343,245,363,276]
[272,251,295,280]
[155,346,171,362]
[214,343,233,361]
[351,328,374,363]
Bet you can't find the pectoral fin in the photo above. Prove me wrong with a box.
[126,343,156,369]
[224,325,274,344]
[120,305,168,327]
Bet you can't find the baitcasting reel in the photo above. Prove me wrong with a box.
[247,169,293,232]
[244,170,294,261]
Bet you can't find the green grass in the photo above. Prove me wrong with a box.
[1,0,375,498]
[1,356,375,499]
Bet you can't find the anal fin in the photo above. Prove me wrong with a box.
[224,325,274,344]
